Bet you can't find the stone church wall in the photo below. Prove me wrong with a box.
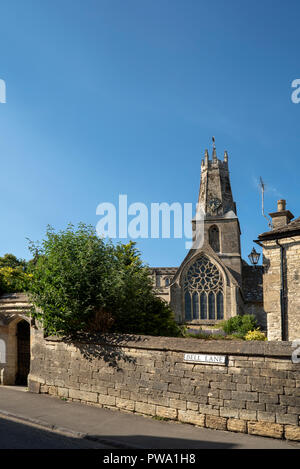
[29,328,300,441]
[243,302,266,331]
[242,264,266,330]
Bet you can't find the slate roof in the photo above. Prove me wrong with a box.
[258,216,300,240]
[149,267,178,275]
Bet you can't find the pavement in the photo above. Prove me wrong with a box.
[0,386,299,449]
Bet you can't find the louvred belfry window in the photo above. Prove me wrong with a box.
[184,255,224,320]
[209,225,220,252]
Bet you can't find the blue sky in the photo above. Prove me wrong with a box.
[0,0,299,266]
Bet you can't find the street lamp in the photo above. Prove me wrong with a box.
[248,247,261,266]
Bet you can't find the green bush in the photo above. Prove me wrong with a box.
[28,224,182,338]
[221,314,258,336]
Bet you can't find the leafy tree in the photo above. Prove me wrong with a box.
[28,224,181,338]
[0,253,31,294]
[0,253,27,270]
[0,267,32,294]
[111,241,180,336]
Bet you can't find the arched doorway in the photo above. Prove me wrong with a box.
[16,320,30,385]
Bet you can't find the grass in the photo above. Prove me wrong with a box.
[152,415,171,422]
[184,332,245,341]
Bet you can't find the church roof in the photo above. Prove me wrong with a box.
[149,267,178,274]
[258,216,300,240]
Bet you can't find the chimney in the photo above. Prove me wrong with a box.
[269,199,294,229]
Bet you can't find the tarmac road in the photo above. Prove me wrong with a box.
[0,386,299,450]
[0,416,110,449]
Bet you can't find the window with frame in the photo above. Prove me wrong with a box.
[184,255,224,321]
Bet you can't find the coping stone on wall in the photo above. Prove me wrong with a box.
[44,333,295,358]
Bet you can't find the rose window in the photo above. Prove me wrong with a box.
[184,256,224,320]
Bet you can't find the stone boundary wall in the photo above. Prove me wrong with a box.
[28,329,300,441]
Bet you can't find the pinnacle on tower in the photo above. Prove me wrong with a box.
[204,149,209,166]
[212,136,217,162]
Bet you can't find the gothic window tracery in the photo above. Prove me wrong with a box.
[184,256,224,321]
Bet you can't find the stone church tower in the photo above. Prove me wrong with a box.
[151,141,264,326]
[196,144,242,284]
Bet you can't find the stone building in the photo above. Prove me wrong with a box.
[0,293,31,385]
[257,200,300,341]
[151,143,265,327]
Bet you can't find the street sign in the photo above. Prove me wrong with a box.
[184,353,226,365]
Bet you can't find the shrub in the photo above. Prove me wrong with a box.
[221,316,243,335]
[230,331,246,340]
[28,224,182,338]
[221,314,258,336]
[245,329,267,341]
